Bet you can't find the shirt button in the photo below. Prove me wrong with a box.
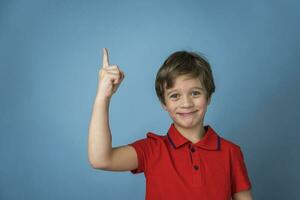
[194,165,199,170]
[191,147,195,152]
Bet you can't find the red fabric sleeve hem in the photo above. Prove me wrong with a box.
[232,182,252,195]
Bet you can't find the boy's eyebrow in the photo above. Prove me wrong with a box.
[166,87,204,95]
[192,87,204,91]
[166,90,177,96]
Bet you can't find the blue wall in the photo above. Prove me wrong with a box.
[1,0,299,199]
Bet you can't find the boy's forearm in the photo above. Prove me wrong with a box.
[88,95,113,168]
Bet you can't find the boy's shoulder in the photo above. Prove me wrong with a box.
[219,136,242,151]
[208,125,243,152]
[136,131,170,146]
[146,131,165,139]
[144,132,167,143]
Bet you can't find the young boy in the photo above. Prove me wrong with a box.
[88,48,253,200]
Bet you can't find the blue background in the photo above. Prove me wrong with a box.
[1,0,299,199]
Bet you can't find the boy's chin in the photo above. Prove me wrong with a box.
[173,120,202,129]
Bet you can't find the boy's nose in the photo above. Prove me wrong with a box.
[181,96,194,108]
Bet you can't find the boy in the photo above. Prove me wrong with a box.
[88,48,253,200]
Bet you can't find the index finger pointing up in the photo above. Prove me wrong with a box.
[102,48,109,68]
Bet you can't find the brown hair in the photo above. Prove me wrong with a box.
[155,50,215,106]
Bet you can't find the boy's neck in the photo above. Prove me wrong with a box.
[174,123,206,144]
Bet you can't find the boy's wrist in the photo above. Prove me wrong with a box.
[95,94,112,104]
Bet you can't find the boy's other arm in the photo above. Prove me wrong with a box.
[232,190,253,200]
[87,48,138,171]
[88,98,138,171]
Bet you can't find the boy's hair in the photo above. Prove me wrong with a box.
[155,50,215,106]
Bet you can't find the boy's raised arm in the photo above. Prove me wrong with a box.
[88,48,138,171]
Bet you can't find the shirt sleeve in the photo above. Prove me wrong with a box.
[230,146,252,195]
[128,133,158,174]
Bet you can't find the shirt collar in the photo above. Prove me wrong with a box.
[167,123,221,151]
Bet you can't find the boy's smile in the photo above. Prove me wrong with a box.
[161,75,211,142]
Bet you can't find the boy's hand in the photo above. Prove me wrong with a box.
[96,48,125,99]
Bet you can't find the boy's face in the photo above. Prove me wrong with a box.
[161,75,211,130]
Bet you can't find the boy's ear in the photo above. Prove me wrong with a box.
[207,96,212,105]
[160,102,167,111]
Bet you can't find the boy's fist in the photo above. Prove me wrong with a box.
[97,48,125,99]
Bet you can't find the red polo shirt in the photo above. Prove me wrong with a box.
[129,123,251,200]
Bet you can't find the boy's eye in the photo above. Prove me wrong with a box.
[192,91,201,96]
[170,94,179,98]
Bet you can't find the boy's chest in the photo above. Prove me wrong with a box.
[146,146,232,198]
